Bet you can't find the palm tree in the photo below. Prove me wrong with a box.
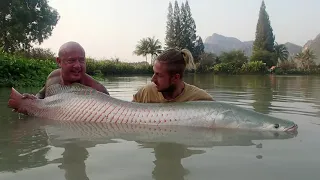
[133,38,149,63]
[274,42,289,63]
[147,37,162,64]
[133,36,162,64]
[295,48,316,70]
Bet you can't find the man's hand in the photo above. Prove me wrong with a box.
[10,93,36,115]
[12,108,29,115]
[22,93,38,100]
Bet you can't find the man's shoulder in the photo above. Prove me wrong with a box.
[184,83,213,101]
[138,83,156,92]
[135,83,157,96]
[47,69,61,78]
[84,74,109,95]
[133,83,158,102]
[46,69,61,86]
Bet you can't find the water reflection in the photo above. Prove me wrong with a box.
[51,143,90,180]
[150,143,197,180]
[1,74,320,180]
[0,119,50,173]
[0,116,297,179]
[183,74,320,116]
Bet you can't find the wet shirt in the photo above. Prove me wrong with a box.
[133,83,213,103]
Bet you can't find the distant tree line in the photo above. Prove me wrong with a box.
[134,0,204,64]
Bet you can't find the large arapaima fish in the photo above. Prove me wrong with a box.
[8,83,298,132]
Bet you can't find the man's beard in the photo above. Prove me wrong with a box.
[159,83,176,93]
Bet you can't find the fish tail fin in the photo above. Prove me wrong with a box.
[8,87,23,109]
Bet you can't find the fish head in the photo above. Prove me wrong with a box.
[214,107,298,132]
[259,116,298,132]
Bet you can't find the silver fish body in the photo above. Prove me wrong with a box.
[11,83,298,132]
[41,120,298,148]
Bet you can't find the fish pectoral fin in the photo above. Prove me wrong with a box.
[217,109,241,125]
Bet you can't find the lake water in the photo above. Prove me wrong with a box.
[0,74,320,180]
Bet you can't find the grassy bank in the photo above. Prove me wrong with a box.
[0,53,154,87]
[0,53,57,87]
[86,58,153,77]
[204,61,320,75]
[1,52,319,87]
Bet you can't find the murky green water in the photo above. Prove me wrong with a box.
[0,74,320,180]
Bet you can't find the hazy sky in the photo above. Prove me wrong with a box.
[37,0,320,62]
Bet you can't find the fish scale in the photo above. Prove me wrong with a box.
[9,83,298,132]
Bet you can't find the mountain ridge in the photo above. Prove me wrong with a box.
[203,33,304,58]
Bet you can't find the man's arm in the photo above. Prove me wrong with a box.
[35,86,46,99]
[22,86,45,100]
[97,84,109,95]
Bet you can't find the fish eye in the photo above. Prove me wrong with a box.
[274,124,279,129]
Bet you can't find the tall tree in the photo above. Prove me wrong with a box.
[180,2,188,49]
[164,2,175,49]
[184,0,197,52]
[165,0,200,59]
[193,36,204,61]
[252,0,275,52]
[173,1,182,48]
[0,0,60,53]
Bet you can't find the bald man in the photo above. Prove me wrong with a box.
[23,41,109,100]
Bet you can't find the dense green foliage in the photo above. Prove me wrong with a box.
[0,0,59,53]
[0,52,154,87]
[212,61,267,75]
[241,61,268,74]
[196,50,319,75]
[0,53,57,87]
[86,59,153,77]
[1,49,319,88]
[250,50,277,67]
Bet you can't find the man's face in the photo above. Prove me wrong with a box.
[151,60,179,92]
[57,47,86,83]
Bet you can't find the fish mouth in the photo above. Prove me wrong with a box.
[285,124,298,132]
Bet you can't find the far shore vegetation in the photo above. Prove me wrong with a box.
[1,0,319,87]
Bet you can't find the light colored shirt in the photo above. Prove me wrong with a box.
[133,82,213,103]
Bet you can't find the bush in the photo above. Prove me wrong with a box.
[196,52,218,73]
[213,62,241,74]
[241,61,268,74]
[219,50,248,64]
[277,59,297,71]
[86,59,153,77]
[250,50,277,68]
[15,47,56,61]
[0,53,155,87]
[0,53,57,87]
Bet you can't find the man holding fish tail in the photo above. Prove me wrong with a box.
[21,41,109,99]
[133,48,213,103]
